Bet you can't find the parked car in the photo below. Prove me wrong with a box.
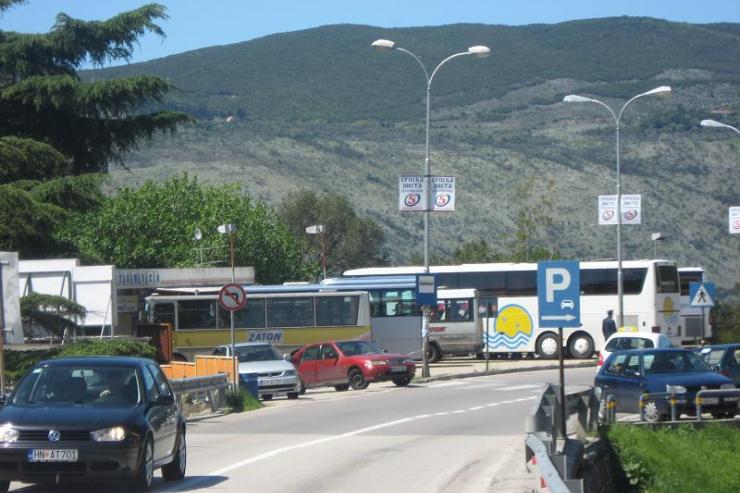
[213,342,301,400]
[595,348,738,422]
[696,343,740,385]
[291,340,416,391]
[0,356,186,492]
[597,330,672,372]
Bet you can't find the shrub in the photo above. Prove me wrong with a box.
[225,389,263,413]
[55,339,157,359]
[608,424,740,493]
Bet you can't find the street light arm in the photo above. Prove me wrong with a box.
[428,51,471,88]
[395,47,431,83]
[618,86,671,125]
[701,119,740,136]
[563,95,617,124]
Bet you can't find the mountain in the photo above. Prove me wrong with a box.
[89,17,740,290]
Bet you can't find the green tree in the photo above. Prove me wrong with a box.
[20,292,86,339]
[60,175,311,284]
[508,178,560,262]
[278,189,388,278]
[452,238,504,264]
[0,1,190,257]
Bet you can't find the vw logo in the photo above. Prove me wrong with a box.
[48,430,61,442]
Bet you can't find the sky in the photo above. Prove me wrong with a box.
[2,0,740,65]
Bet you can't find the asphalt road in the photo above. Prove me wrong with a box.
[9,366,597,493]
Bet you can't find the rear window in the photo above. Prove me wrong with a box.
[605,337,655,352]
[656,265,679,293]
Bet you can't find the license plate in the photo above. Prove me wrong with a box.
[28,449,78,462]
[390,365,407,373]
[702,397,719,405]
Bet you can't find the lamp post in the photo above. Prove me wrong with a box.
[700,119,740,137]
[372,39,490,378]
[563,86,671,326]
[305,224,327,280]
[651,232,667,258]
[217,223,238,390]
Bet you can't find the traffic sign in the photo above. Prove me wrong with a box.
[689,282,716,308]
[218,283,247,311]
[416,274,437,306]
[537,261,581,328]
[730,206,740,234]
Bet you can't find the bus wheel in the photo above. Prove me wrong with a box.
[536,333,559,359]
[426,343,442,364]
[568,333,595,359]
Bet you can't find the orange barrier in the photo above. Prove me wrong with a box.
[162,355,235,382]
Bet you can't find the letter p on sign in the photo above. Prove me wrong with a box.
[546,268,571,302]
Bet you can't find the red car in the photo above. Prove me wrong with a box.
[291,340,416,391]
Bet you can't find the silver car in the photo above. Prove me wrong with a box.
[214,342,301,400]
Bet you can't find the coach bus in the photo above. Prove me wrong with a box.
[143,287,371,361]
[320,277,482,361]
[678,267,712,342]
[344,260,682,359]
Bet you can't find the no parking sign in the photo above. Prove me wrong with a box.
[218,283,246,311]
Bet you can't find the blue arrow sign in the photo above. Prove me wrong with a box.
[537,261,581,328]
[689,282,716,308]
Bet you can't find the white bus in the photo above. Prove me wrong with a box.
[320,277,482,361]
[344,260,682,359]
[678,267,712,341]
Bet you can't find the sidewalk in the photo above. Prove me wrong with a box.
[418,356,597,382]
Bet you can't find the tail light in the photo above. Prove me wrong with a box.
[597,352,604,366]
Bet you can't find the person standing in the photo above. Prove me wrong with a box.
[602,309,617,341]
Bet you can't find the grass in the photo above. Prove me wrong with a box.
[607,424,740,493]
[225,389,264,413]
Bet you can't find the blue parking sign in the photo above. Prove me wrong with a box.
[537,261,580,328]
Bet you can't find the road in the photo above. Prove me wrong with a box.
[9,367,597,493]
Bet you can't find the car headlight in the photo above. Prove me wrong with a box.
[283,369,296,376]
[0,425,19,444]
[371,360,388,366]
[91,426,126,442]
[720,384,736,390]
[667,385,687,394]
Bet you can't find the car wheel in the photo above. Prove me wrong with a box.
[287,392,299,399]
[392,377,411,387]
[334,384,349,392]
[426,343,442,363]
[568,333,594,359]
[134,436,154,491]
[642,400,665,423]
[536,333,559,359]
[261,394,273,401]
[162,428,186,481]
[0,480,9,493]
[348,368,369,390]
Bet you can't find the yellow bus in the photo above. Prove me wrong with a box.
[143,287,371,361]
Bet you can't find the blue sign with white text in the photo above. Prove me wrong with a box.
[537,261,581,328]
[415,274,437,306]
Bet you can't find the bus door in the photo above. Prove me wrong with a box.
[478,295,498,353]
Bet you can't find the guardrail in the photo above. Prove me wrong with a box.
[612,388,740,422]
[169,373,229,416]
[524,384,600,493]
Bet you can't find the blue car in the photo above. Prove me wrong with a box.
[696,343,740,386]
[595,348,738,422]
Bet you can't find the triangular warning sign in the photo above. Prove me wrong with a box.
[691,285,714,307]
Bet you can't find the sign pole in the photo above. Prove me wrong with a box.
[700,307,705,345]
[558,326,566,440]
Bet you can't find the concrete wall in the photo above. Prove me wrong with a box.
[0,252,25,344]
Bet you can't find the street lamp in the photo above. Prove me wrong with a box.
[700,119,740,137]
[194,228,203,267]
[651,232,667,258]
[563,86,671,326]
[305,224,327,280]
[372,39,490,377]
[217,223,238,390]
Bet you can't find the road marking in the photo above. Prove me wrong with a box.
[496,384,542,391]
[165,395,537,492]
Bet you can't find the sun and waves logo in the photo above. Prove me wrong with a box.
[485,304,533,349]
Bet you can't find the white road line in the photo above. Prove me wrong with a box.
[496,384,542,391]
[469,406,484,411]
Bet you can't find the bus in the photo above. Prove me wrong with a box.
[143,288,371,361]
[320,277,482,361]
[344,260,682,358]
[678,267,712,341]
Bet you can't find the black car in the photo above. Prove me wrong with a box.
[0,356,186,491]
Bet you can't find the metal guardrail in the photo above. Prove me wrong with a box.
[170,373,229,416]
[606,387,740,422]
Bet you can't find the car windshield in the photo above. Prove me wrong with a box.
[698,348,726,366]
[236,345,282,362]
[11,366,140,406]
[336,341,384,356]
[644,351,712,374]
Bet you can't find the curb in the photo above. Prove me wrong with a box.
[415,360,596,384]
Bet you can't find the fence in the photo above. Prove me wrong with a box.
[169,373,229,416]
[162,355,235,382]
[634,387,740,422]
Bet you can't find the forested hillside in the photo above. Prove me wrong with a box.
[88,17,740,289]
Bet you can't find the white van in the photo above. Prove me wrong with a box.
[427,288,482,362]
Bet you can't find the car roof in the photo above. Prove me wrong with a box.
[608,348,691,356]
[222,342,276,348]
[606,332,667,341]
[700,343,739,349]
[36,356,151,367]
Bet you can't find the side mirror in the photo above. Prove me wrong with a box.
[0,394,7,407]
[155,394,175,406]
[711,364,721,373]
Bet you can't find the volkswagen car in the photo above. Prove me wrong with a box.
[0,357,186,491]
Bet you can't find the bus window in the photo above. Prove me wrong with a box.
[178,300,217,329]
[623,268,647,294]
[380,289,420,317]
[267,297,314,327]
[679,271,702,296]
[656,266,679,293]
[367,290,382,317]
[506,271,537,296]
[151,302,175,326]
[448,299,473,321]
[317,296,359,326]
[219,299,266,328]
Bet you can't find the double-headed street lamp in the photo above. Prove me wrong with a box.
[563,86,671,327]
[701,119,740,137]
[372,39,490,377]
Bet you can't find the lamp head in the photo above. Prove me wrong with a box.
[643,85,671,97]
[563,94,594,103]
[371,39,396,51]
[194,228,202,241]
[467,45,491,58]
[700,119,727,128]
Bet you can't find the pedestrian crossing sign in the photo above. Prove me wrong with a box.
[689,282,716,308]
